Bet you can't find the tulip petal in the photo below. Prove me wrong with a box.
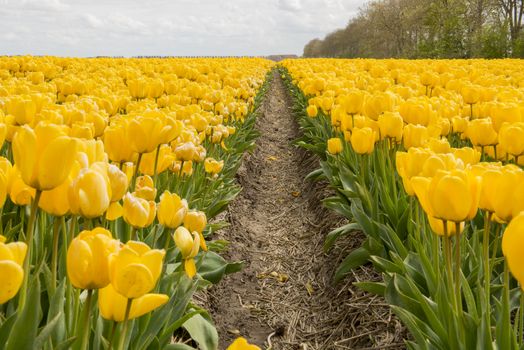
[113,263,154,299]
[129,293,169,320]
[0,260,24,304]
[184,258,197,278]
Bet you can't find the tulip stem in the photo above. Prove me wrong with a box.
[454,222,462,309]
[50,217,61,294]
[483,211,492,319]
[164,228,173,251]
[107,321,117,350]
[132,153,143,192]
[519,290,524,346]
[153,144,161,190]
[17,190,41,313]
[79,289,94,350]
[443,222,457,313]
[117,299,133,350]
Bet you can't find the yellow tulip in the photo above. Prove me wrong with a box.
[498,122,524,157]
[12,123,77,191]
[69,163,112,218]
[158,191,188,229]
[39,162,81,216]
[396,148,431,196]
[127,116,174,154]
[204,157,224,175]
[184,210,208,251]
[502,212,524,289]
[350,127,375,154]
[452,147,481,166]
[341,90,364,115]
[412,169,481,224]
[134,175,157,201]
[327,137,343,155]
[173,226,200,278]
[378,111,403,141]
[466,118,498,147]
[67,227,120,290]
[8,167,36,206]
[107,164,128,202]
[403,124,428,149]
[106,201,124,221]
[99,284,168,322]
[103,123,135,163]
[461,85,481,105]
[492,167,524,222]
[306,105,318,118]
[174,142,198,162]
[139,144,175,176]
[0,237,27,304]
[123,192,156,228]
[8,98,36,125]
[108,241,165,299]
[227,337,261,350]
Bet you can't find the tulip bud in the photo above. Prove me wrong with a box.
[327,137,343,155]
[350,127,375,154]
[69,163,112,218]
[204,157,224,175]
[173,226,200,278]
[122,192,156,228]
[502,212,524,289]
[158,191,188,229]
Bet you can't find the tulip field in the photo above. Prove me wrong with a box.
[3,55,524,350]
[0,56,272,350]
[280,58,524,349]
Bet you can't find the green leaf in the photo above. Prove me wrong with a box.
[334,246,370,282]
[6,275,41,350]
[164,344,197,350]
[324,222,360,252]
[182,314,218,350]
[199,251,243,284]
[353,281,386,296]
[34,312,63,349]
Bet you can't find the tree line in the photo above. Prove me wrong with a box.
[303,0,524,58]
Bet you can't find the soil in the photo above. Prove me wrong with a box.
[205,71,406,350]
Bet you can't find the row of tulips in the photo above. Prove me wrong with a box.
[281,59,524,349]
[0,56,273,350]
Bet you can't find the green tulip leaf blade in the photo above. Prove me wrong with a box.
[182,313,218,350]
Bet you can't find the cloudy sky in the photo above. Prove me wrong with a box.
[0,0,365,57]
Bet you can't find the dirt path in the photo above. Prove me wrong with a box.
[207,71,404,350]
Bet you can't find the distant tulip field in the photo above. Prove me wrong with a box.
[281,58,524,349]
[0,56,272,350]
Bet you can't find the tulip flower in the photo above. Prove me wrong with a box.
[98,283,168,322]
[8,168,36,206]
[108,240,165,299]
[103,123,135,163]
[402,124,428,149]
[0,236,27,304]
[127,116,175,154]
[498,122,524,160]
[411,169,481,225]
[350,127,375,154]
[184,210,208,251]
[327,137,343,155]
[173,226,200,278]
[378,111,403,141]
[466,118,498,147]
[227,337,261,350]
[502,212,524,289]
[341,90,364,115]
[67,227,120,290]
[306,105,318,118]
[204,157,224,175]
[69,163,112,218]
[12,123,77,191]
[139,144,175,176]
[122,192,156,229]
[134,175,157,201]
[158,191,188,229]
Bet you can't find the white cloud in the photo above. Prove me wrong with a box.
[0,0,366,56]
